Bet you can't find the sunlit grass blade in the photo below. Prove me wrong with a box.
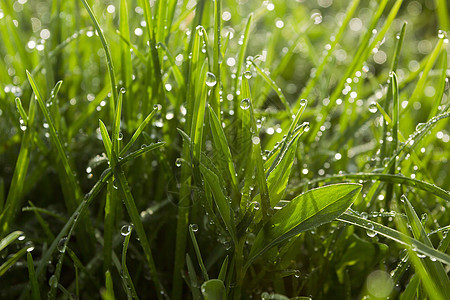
[234,13,253,99]
[248,184,362,266]
[402,195,450,294]
[102,270,115,300]
[428,49,447,119]
[119,0,133,126]
[79,0,117,119]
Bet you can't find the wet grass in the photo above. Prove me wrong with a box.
[0,0,449,299]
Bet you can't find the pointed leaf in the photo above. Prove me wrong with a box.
[248,184,361,265]
[201,279,226,300]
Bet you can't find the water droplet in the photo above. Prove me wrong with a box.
[49,275,58,288]
[303,122,310,132]
[299,99,307,106]
[366,223,377,237]
[118,132,123,141]
[205,72,217,87]
[240,98,250,110]
[120,87,126,94]
[26,242,35,252]
[368,102,378,113]
[121,224,132,236]
[438,30,447,39]
[243,71,252,79]
[311,12,322,24]
[57,237,67,253]
[252,136,260,145]
[415,123,425,131]
[190,224,198,232]
[153,104,160,110]
[175,158,182,167]
[141,144,147,149]
[253,202,260,210]
[360,212,368,219]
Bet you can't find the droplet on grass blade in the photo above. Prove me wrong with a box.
[240,98,250,110]
[175,158,182,167]
[121,225,132,236]
[205,72,217,87]
[368,102,378,113]
[190,224,199,232]
[243,71,252,79]
[57,237,67,253]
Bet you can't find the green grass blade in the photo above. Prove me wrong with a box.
[218,256,229,282]
[0,231,23,251]
[338,213,450,266]
[435,0,449,30]
[99,119,113,160]
[402,195,450,294]
[189,224,209,281]
[0,246,28,276]
[201,279,226,300]
[186,254,201,300]
[428,49,447,119]
[208,106,239,194]
[103,270,115,300]
[234,13,253,99]
[121,227,139,299]
[26,252,40,300]
[200,164,236,242]
[79,0,117,119]
[248,184,362,266]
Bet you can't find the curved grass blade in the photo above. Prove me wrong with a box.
[337,213,450,266]
[201,279,226,300]
[189,224,209,281]
[0,246,28,276]
[247,184,362,266]
[121,227,139,299]
[0,231,23,251]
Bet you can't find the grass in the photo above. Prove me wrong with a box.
[0,0,449,299]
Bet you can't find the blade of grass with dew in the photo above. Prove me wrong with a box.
[0,231,23,251]
[234,13,252,106]
[200,164,236,243]
[247,184,362,266]
[402,195,450,294]
[393,198,446,300]
[297,172,450,202]
[0,246,28,276]
[210,0,222,119]
[218,256,229,282]
[26,252,40,300]
[189,224,209,281]
[121,227,139,299]
[0,92,36,237]
[428,49,447,119]
[208,106,239,195]
[120,107,158,155]
[79,0,117,120]
[337,213,450,266]
[249,60,291,115]
[119,0,133,128]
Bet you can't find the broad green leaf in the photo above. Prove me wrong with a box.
[248,184,362,265]
[201,279,226,300]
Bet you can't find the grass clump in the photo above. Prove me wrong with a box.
[0,0,449,299]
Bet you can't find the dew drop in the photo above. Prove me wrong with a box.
[240,98,250,110]
[190,224,199,232]
[415,123,426,131]
[366,223,377,237]
[120,87,126,94]
[303,122,310,132]
[153,104,160,110]
[205,72,217,87]
[299,99,308,106]
[368,102,378,113]
[118,132,123,141]
[438,30,447,39]
[141,144,147,149]
[175,158,182,167]
[121,224,132,236]
[253,202,260,210]
[57,237,67,253]
[360,212,368,219]
[49,275,58,288]
[243,71,252,79]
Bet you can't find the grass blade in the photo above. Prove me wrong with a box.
[26,252,40,300]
